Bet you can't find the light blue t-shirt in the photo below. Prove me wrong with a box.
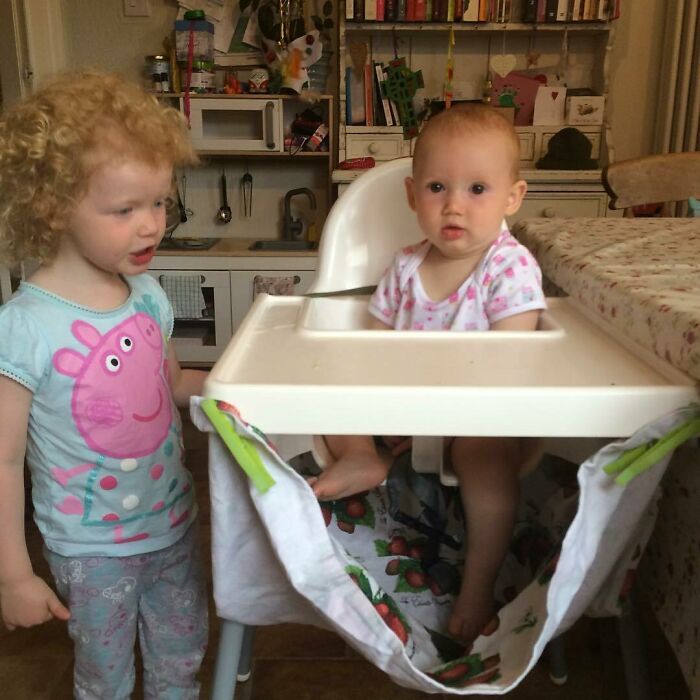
[0,274,197,557]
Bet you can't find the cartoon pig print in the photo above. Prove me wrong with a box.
[51,314,190,543]
[54,314,171,457]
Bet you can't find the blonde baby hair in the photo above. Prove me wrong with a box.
[413,104,522,181]
[0,69,197,266]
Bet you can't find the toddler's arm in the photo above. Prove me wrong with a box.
[0,376,70,630]
[166,342,208,407]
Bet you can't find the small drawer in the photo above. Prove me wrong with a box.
[346,133,405,161]
[515,195,607,220]
[518,132,535,161]
[541,130,601,159]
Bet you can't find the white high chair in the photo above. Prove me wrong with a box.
[204,158,697,700]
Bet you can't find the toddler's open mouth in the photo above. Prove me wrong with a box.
[131,246,155,265]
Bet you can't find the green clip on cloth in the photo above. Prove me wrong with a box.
[201,398,275,493]
[604,415,700,485]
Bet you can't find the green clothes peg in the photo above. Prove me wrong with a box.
[382,58,424,139]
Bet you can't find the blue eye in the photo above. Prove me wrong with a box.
[470,184,486,195]
[428,182,444,193]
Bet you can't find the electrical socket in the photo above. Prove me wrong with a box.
[123,0,150,17]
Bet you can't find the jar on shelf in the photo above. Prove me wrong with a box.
[146,55,170,93]
[179,59,216,93]
[175,10,214,63]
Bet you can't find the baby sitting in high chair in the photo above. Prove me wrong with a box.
[307,104,546,646]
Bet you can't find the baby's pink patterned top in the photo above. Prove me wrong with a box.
[369,229,546,331]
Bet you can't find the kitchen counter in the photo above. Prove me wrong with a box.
[156,238,317,258]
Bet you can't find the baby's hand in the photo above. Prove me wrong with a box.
[0,574,70,630]
[382,436,412,456]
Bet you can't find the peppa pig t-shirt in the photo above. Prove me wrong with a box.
[0,274,197,557]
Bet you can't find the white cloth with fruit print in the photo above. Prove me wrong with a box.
[192,398,695,693]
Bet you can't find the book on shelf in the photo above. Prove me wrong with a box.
[374,62,394,126]
[354,0,365,21]
[415,0,426,20]
[345,67,366,126]
[406,0,416,19]
[397,0,407,19]
[462,0,479,20]
[346,0,355,19]
[376,0,386,19]
[365,0,377,20]
[364,63,374,126]
[523,0,537,20]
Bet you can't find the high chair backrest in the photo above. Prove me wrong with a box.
[309,158,422,294]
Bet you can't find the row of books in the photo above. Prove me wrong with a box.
[522,0,620,22]
[345,62,402,128]
[345,0,620,22]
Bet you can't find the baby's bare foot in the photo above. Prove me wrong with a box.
[448,584,498,647]
[310,453,389,501]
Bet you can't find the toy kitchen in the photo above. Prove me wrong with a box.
[150,9,336,365]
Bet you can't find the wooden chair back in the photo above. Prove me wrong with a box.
[602,152,700,216]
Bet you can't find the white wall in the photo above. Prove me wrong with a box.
[61,0,178,86]
[608,0,666,160]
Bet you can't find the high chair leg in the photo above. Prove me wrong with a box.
[547,634,568,685]
[616,589,653,700]
[236,625,256,682]
[211,620,254,700]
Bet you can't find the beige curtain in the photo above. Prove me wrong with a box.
[654,1,700,154]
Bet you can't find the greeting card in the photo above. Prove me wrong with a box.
[490,72,543,127]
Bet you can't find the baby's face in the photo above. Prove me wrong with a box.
[405,129,526,261]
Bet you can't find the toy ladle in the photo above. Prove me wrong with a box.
[217,171,232,224]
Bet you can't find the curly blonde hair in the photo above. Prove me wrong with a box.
[0,70,197,265]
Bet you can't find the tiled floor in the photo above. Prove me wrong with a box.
[0,412,690,699]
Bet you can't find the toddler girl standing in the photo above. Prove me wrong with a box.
[0,70,208,698]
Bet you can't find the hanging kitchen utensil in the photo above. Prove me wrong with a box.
[176,181,188,223]
[217,170,233,224]
[241,169,253,217]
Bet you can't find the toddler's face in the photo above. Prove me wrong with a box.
[405,129,526,261]
[62,158,173,277]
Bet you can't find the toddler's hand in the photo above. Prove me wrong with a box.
[0,574,70,630]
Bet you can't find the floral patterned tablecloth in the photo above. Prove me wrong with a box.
[512,217,700,382]
[513,217,700,698]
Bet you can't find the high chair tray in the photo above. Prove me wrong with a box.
[204,294,697,438]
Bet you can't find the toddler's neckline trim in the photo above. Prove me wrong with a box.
[19,276,136,316]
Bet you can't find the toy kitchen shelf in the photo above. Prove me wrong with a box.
[148,93,336,364]
[150,239,317,365]
[336,5,616,219]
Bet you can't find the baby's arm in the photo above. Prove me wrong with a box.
[0,376,70,630]
[166,342,208,407]
[490,309,540,331]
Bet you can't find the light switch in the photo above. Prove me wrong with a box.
[123,0,150,17]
